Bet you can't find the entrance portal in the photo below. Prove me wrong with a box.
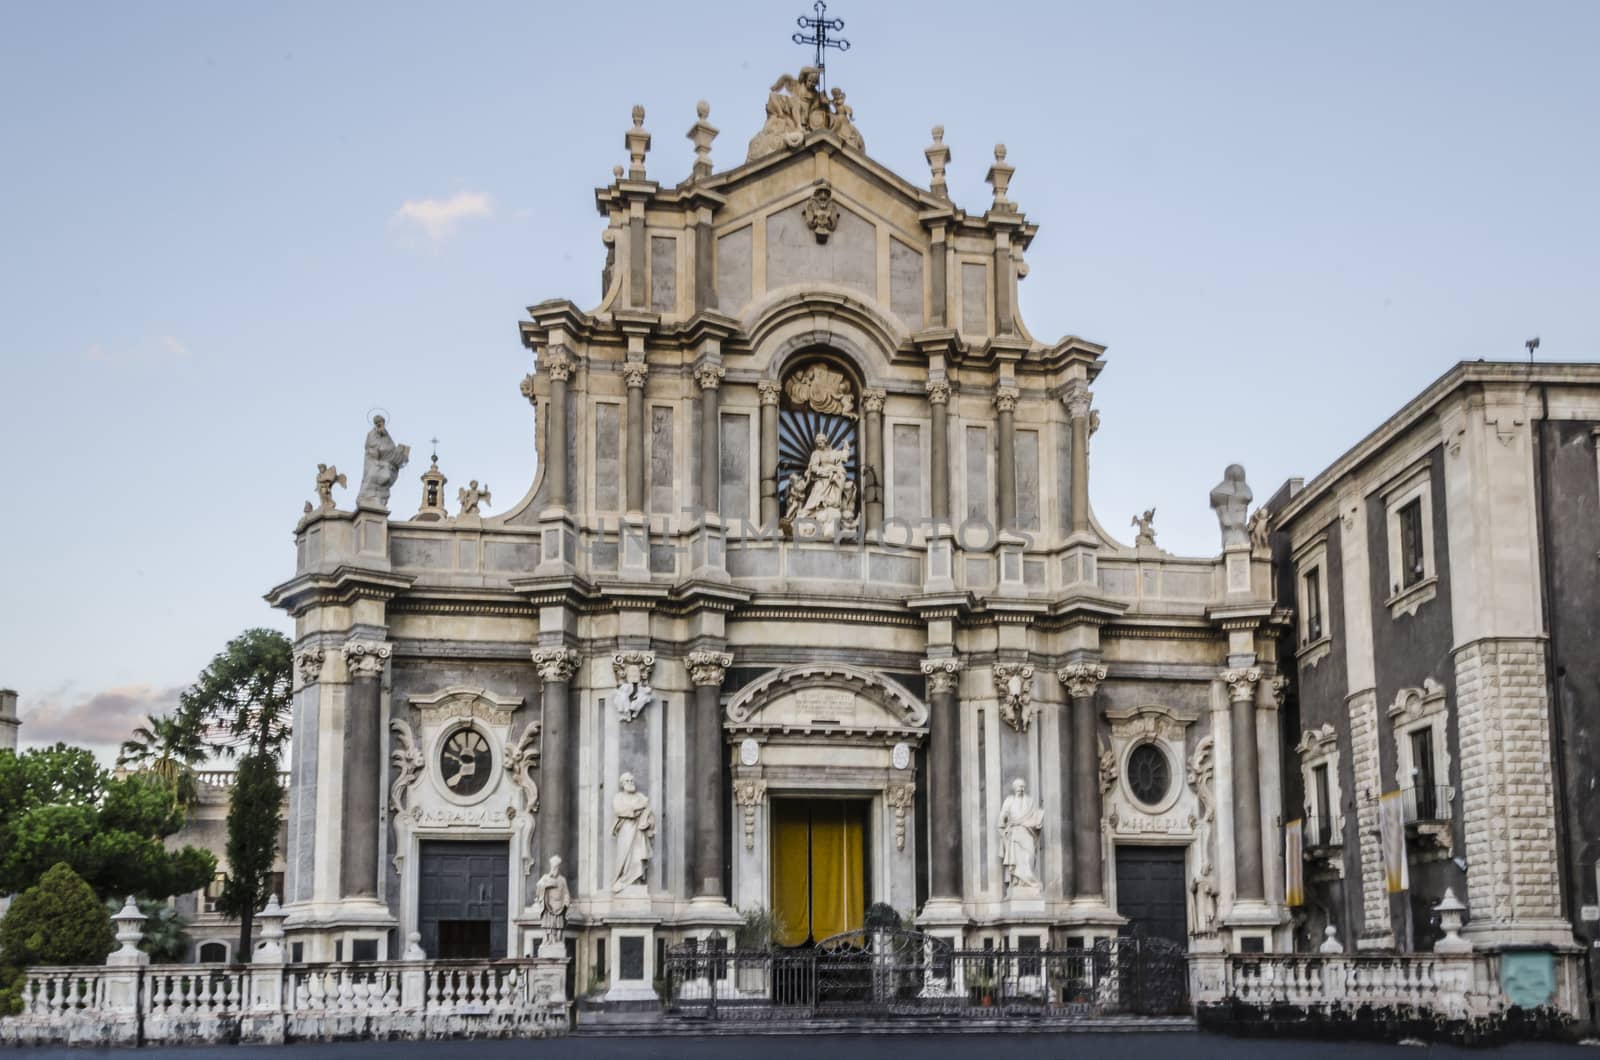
[1114,845,1188,946]
[770,799,869,946]
[418,839,509,959]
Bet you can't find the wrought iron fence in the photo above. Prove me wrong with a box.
[662,930,1187,1021]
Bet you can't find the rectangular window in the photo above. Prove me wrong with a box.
[204,872,227,915]
[1303,567,1323,643]
[1411,728,1438,818]
[1398,498,1425,589]
[1312,764,1332,846]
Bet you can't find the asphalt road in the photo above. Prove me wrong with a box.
[7,1035,1592,1059]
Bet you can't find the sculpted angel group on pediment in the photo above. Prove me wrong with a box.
[747,67,864,160]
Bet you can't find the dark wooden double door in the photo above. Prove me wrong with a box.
[1114,845,1188,947]
[418,839,509,959]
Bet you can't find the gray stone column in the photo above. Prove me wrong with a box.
[687,650,733,899]
[758,381,780,528]
[696,363,724,516]
[534,648,579,871]
[624,363,648,514]
[921,658,964,898]
[927,380,951,523]
[544,351,574,509]
[1223,667,1265,902]
[993,237,1014,336]
[862,389,885,532]
[1059,663,1108,898]
[340,640,390,899]
[1065,383,1091,535]
[995,387,1017,531]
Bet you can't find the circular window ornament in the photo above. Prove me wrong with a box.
[439,727,492,798]
[1126,742,1172,808]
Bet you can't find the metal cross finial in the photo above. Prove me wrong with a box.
[429,436,440,463]
[793,1,849,91]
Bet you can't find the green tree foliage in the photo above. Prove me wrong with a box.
[184,628,293,962]
[118,712,208,812]
[0,747,215,899]
[106,897,192,964]
[0,863,118,1012]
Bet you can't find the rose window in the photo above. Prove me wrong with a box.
[1126,743,1172,807]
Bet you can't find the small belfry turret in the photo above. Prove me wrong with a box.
[415,438,448,521]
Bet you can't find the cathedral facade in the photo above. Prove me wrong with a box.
[267,72,1295,994]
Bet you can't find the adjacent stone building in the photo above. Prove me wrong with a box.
[1269,361,1599,1017]
[266,73,1296,993]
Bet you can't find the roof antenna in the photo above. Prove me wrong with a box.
[1526,336,1540,363]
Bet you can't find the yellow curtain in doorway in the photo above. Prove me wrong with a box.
[771,800,811,948]
[809,801,865,942]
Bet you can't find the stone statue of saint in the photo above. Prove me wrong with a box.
[997,777,1044,891]
[1209,464,1253,549]
[786,433,860,535]
[1131,507,1157,547]
[747,68,825,160]
[315,463,347,511]
[357,415,411,509]
[534,855,570,949]
[458,480,491,516]
[610,772,655,893]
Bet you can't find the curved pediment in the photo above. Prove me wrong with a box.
[726,664,926,736]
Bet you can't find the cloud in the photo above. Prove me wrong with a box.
[18,684,183,752]
[392,191,493,241]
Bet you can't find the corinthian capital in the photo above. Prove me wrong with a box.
[1063,381,1092,421]
[343,640,391,679]
[532,647,580,683]
[542,350,574,383]
[757,380,781,406]
[622,362,649,389]
[1222,667,1262,702]
[993,387,1019,414]
[1057,662,1107,699]
[861,388,886,414]
[921,656,964,695]
[687,650,734,686]
[924,379,951,406]
[694,363,726,390]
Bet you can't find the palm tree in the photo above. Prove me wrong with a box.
[118,711,207,811]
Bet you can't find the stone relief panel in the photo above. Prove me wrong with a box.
[765,199,875,295]
[1103,704,1202,840]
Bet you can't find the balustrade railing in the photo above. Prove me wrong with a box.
[1222,953,1479,1018]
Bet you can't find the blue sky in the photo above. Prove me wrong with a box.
[2,1,1597,755]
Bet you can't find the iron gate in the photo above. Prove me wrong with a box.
[662,930,1187,1021]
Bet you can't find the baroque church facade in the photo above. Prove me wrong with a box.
[266,69,1590,1021]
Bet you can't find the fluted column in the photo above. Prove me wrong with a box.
[340,640,390,899]
[1058,663,1107,899]
[921,657,964,898]
[544,350,574,509]
[758,381,781,527]
[862,388,885,532]
[927,380,951,523]
[1223,667,1265,902]
[624,362,648,514]
[1064,382,1091,535]
[534,648,579,870]
[995,387,1017,531]
[696,363,724,516]
[688,650,733,899]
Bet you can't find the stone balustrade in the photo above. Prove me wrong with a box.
[1223,955,1480,1018]
[2,958,568,1046]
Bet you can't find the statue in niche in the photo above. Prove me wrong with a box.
[357,415,411,508]
[533,855,570,950]
[458,480,491,516]
[784,362,856,416]
[790,433,859,533]
[315,463,347,511]
[1131,508,1157,547]
[997,777,1044,893]
[1209,464,1253,548]
[610,772,656,893]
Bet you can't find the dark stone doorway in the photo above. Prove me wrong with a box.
[418,839,509,959]
[1114,844,1189,947]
